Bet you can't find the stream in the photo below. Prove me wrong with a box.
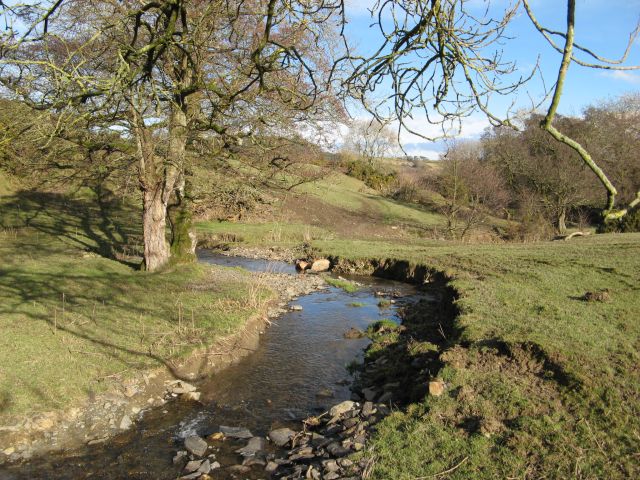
[1,252,423,480]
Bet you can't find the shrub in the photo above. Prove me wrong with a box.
[344,160,396,192]
[598,208,640,233]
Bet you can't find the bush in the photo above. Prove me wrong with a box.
[598,208,640,233]
[344,160,396,192]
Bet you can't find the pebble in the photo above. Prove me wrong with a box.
[184,435,208,457]
[118,415,132,430]
[219,425,253,439]
[328,400,356,417]
[268,427,296,447]
[236,436,266,456]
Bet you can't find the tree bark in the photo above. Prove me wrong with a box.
[167,98,197,264]
[142,185,170,271]
[557,208,567,234]
[133,104,177,272]
[169,173,196,263]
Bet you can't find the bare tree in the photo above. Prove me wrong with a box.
[522,0,640,221]
[342,119,399,166]
[345,0,640,221]
[344,0,535,140]
[0,0,344,270]
[436,140,509,239]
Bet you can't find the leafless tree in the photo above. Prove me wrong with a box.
[436,140,509,239]
[342,119,399,166]
[0,0,344,270]
[345,0,640,221]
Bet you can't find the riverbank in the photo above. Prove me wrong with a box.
[195,221,640,479]
[0,253,325,464]
[312,234,640,479]
[0,187,330,464]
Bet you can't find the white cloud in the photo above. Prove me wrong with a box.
[402,144,443,160]
[602,70,640,84]
[395,114,491,145]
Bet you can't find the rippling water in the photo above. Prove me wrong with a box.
[2,252,420,480]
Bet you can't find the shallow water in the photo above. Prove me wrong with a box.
[1,252,421,479]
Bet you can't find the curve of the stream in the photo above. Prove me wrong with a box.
[1,252,422,480]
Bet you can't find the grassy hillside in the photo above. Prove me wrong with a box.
[0,178,270,420]
[196,167,449,245]
[315,234,640,479]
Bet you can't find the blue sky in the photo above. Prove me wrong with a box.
[341,0,640,158]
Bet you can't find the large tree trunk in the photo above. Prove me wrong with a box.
[142,185,170,271]
[169,172,197,263]
[167,94,197,263]
[557,208,567,235]
[133,105,178,272]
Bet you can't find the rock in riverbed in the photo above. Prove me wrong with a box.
[184,435,208,457]
[343,327,365,339]
[236,437,266,457]
[219,425,253,439]
[329,401,357,417]
[310,259,330,272]
[268,427,296,447]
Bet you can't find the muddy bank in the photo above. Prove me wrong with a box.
[0,268,325,466]
[328,255,449,285]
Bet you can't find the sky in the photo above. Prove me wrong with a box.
[340,0,640,158]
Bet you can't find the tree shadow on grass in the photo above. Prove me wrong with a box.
[0,188,142,268]
[0,189,236,420]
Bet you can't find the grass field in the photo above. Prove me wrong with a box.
[192,164,640,478]
[314,234,640,479]
[0,183,270,421]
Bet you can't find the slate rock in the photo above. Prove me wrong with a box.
[329,401,356,417]
[184,435,208,457]
[219,425,253,439]
[268,427,296,447]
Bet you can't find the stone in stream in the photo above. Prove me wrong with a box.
[236,436,267,457]
[219,425,253,439]
[228,465,251,474]
[268,427,296,447]
[184,459,203,473]
[197,459,211,474]
[316,387,334,398]
[295,259,310,272]
[180,391,201,402]
[310,258,330,272]
[173,450,188,465]
[343,327,365,339]
[361,401,375,417]
[290,304,303,311]
[265,461,279,473]
[167,380,197,395]
[377,391,394,403]
[361,387,378,402]
[184,435,208,457]
[329,400,357,417]
[118,414,132,430]
[243,456,267,467]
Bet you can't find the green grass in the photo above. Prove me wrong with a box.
[348,302,365,308]
[313,234,640,479]
[196,220,332,247]
[324,276,360,293]
[294,172,444,227]
[0,184,271,420]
